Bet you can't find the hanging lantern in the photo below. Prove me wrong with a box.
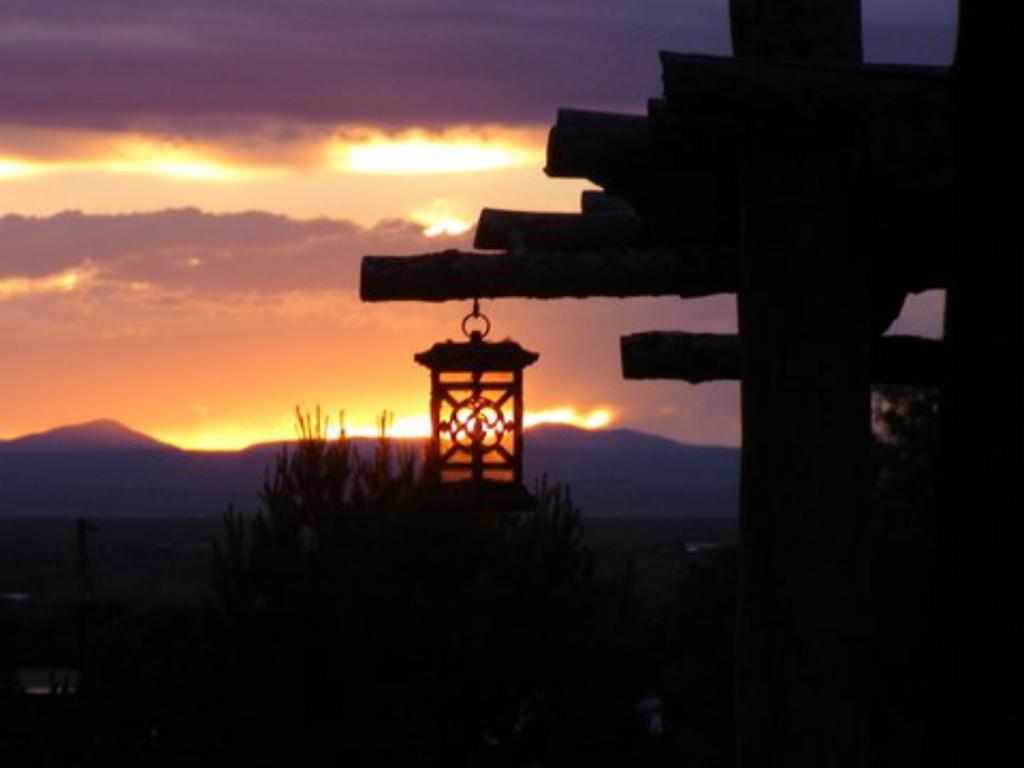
[415,300,538,495]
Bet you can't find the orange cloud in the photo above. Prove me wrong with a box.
[0,138,276,182]
[2,124,545,180]
[98,139,265,182]
[0,122,584,226]
[409,198,474,237]
[0,264,98,301]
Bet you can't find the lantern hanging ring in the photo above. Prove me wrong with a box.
[461,297,491,340]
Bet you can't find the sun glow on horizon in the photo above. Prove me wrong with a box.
[152,407,616,452]
[333,128,541,176]
[525,407,614,431]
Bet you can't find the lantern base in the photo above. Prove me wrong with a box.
[427,481,536,513]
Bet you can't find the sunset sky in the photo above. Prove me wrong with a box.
[1,0,954,449]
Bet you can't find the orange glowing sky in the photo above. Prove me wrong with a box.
[0,91,761,451]
[0,124,649,450]
[0,121,947,450]
[0,124,575,231]
[0,1,953,450]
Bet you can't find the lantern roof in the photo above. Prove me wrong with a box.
[414,335,539,372]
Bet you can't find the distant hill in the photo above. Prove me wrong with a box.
[0,420,175,453]
[0,422,738,519]
[525,425,738,518]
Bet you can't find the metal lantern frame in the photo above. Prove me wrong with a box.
[415,304,538,488]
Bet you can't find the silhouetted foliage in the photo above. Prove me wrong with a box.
[658,549,737,767]
[874,386,940,509]
[199,409,653,765]
[870,386,940,766]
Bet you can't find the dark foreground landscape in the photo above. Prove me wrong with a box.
[0,516,737,607]
[0,389,937,766]
[1,422,741,765]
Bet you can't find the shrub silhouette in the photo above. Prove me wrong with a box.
[201,409,650,764]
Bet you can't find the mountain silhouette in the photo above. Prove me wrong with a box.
[0,419,176,453]
[0,422,738,519]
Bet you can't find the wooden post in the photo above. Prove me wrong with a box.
[474,208,647,251]
[737,104,872,768]
[729,2,871,766]
[931,2,1024,765]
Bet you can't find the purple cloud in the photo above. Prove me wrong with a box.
[0,208,437,290]
[0,1,954,133]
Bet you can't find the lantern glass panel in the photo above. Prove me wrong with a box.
[436,370,519,484]
[440,371,473,384]
[481,372,515,384]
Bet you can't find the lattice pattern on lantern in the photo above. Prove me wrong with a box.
[415,306,538,487]
[437,373,519,483]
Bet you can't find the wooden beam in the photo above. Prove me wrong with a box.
[580,191,634,214]
[543,63,954,196]
[662,52,950,113]
[621,332,740,383]
[361,238,944,306]
[545,115,952,301]
[542,96,954,305]
[543,94,954,288]
[620,332,943,387]
[473,208,647,251]
[873,334,946,386]
[730,0,862,63]
[360,248,735,302]
[545,109,652,190]
[660,54,955,192]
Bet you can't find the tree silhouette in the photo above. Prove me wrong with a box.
[203,409,650,764]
